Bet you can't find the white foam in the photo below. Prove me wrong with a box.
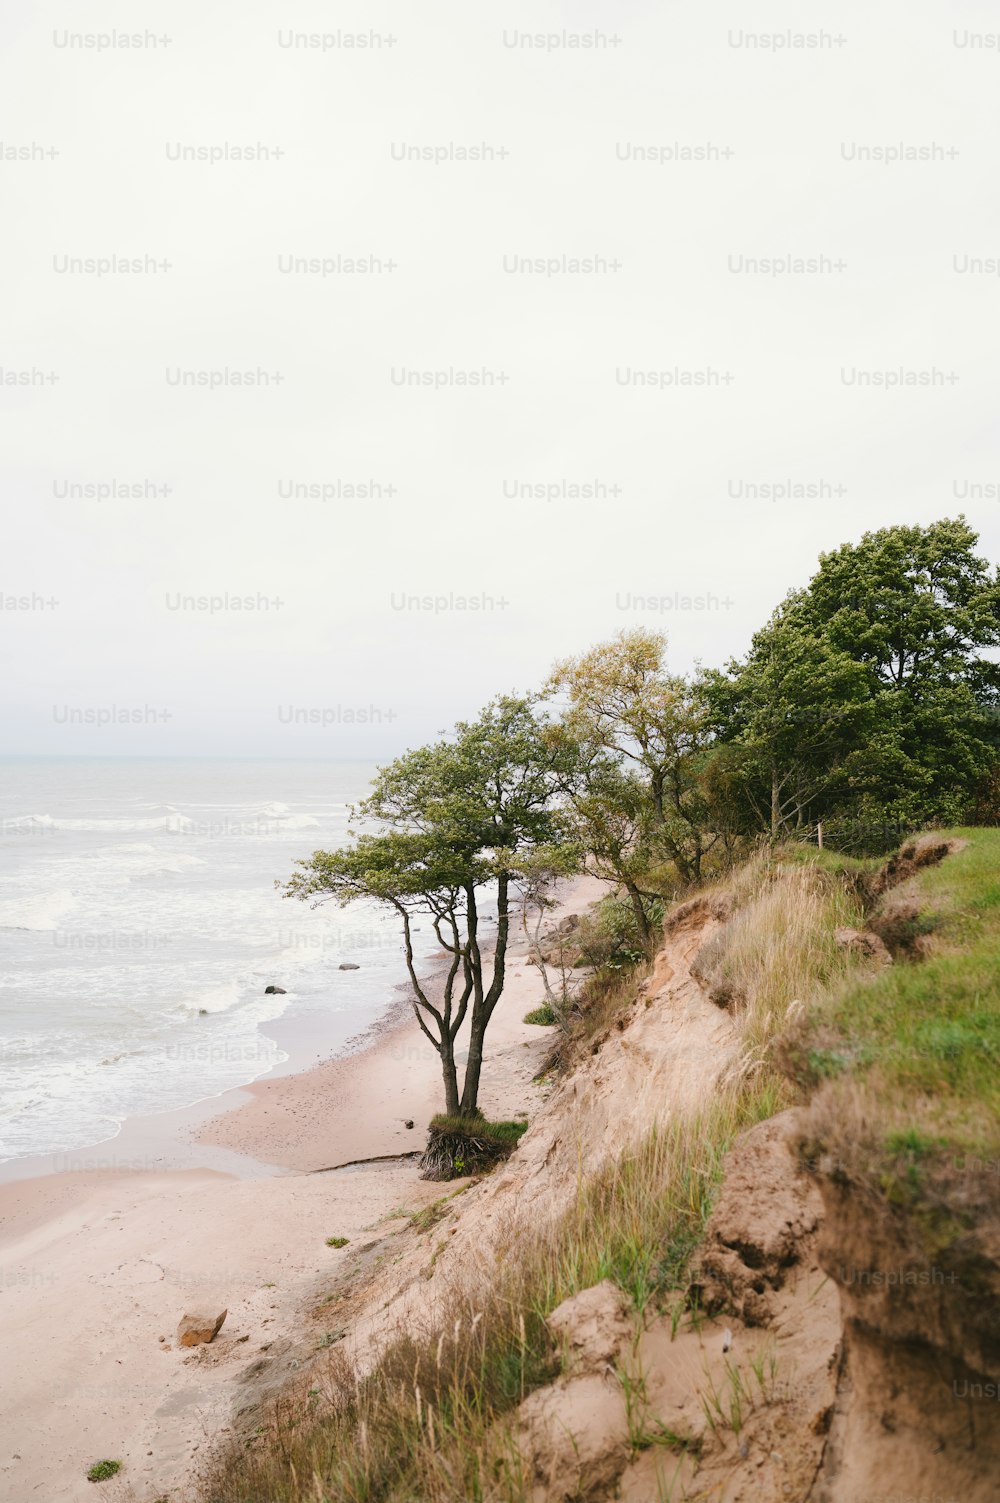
[186,979,245,1014]
[129,853,206,878]
[0,889,78,931]
[6,812,196,834]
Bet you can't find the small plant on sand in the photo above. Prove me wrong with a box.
[697,1345,778,1441]
[409,1187,466,1234]
[619,1357,698,1457]
[86,1459,122,1482]
[325,1236,350,1249]
[524,1004,557,1026]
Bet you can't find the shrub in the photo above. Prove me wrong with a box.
[86,1460,122,1483]
[325,1236,350,1249]
[524,1004,557,1026]
[575,895,662,971]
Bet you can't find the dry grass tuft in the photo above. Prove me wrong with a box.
[695,856,866,1065]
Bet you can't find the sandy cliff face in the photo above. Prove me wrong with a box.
[472,891,740,1227]
[353,889,740,1343]
[221,861,1000,1503]
[316,890,844,1502]
[804,1158,1000,1503]
[429,885,999,1500]
[509,1110,841,1503]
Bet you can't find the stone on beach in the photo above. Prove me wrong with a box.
[176,1309,227,1347]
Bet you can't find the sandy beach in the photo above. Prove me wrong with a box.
[0,876,604,1503]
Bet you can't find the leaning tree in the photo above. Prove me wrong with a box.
[280,695,577,1118]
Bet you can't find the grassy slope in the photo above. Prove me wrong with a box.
[196,833,998,1503]
[791,827,1000,1236]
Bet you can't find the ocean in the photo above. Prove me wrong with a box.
[0,759,438,1166]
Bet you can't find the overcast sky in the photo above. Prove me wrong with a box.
[3,0,999,757]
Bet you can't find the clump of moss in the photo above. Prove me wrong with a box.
[86,1459,122,1483]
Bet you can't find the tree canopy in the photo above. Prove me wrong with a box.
[282,695,576,1116]
[709,518,1000,835]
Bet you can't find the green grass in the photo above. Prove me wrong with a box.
[325,1236,350,1249]
[86,1459,122,1483]
[428,1115,529,1145]
[543,1082,783,1318]
[780,843,878,879]
[523,1003,557,1026]
[795,829,1000,1160]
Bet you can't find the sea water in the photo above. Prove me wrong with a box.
[0,759,437,1164]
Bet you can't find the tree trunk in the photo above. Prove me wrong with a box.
[625,880,653,956]
[459,875,510,1117]
[650,767,666,828]
[770,763,781,840]
[460,1029,484,1118]
[440,1044,460,1117]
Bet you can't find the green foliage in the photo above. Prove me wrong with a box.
[797,828,1000,1162]
[806,1046,855,1079]
[547,631,735,907]
[86,1460,121,1483]
[428,1115,529,1144]
[523,1004,557,1025]
[709,519,1000,840]
[281,695,579,1117]
[325,1236,349,1249]
[576,894,663,971]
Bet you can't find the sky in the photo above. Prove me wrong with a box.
[3,0,1000,758]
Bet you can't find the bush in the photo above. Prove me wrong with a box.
[524,1004,557,1026]
[419,1115,528,1181]
[575,895,663,971]
[86,1460,121,1483]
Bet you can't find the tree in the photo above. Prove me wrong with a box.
[711,518,1000,837]
[546,631,721,925]
[703,614,873,838]
[796,516,1000,823]
[544,745,661,953]
[281,696,575,1118]
[516,846,585,1031]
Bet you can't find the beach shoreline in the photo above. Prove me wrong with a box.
[0,874,605,1503]
[0,969,422,1189]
